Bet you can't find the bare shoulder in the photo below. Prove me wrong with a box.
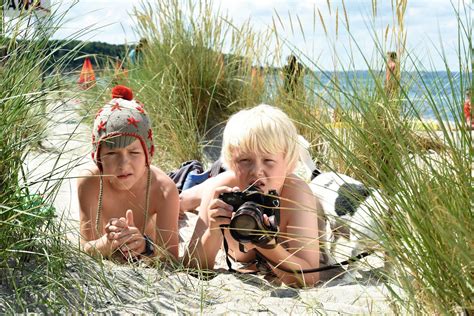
[149,165,178,197]
[280,174,316,213]
[77,165,100,194]
[282,174,313,198]
[280,174,318,233]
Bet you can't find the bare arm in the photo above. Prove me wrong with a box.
[179,181,206,212]
[252,177,320,287]
[154,170,180,260]
[184,173,236,269]
[77,173,115,258]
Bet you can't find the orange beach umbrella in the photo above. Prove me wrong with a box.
[78,57,96,89]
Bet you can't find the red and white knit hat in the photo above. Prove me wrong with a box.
[92,85,154,170]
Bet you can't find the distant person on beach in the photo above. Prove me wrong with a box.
[385,51,400,97]
[113,56,128,84]
[184,104,320,287]
[283,54,303,96]
[463,89,472,130]
[251,66,264,90]
[78,85,179,262]
[128,38,148,65]
[0,45,7,68]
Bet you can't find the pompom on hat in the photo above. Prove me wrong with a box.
[92,85,154,171]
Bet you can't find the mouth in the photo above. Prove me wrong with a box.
[247,180,265,192]
[117,173,132,179]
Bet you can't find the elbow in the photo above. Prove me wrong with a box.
[183,243,215,270]
[273,260,320,287]
[183,254,214,270]
[279,271,319,288]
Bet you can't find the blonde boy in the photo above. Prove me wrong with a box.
[78,86,179,261]
[185,104,319,286]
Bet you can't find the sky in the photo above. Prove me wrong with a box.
[5,0,471,70]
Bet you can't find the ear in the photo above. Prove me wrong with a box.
[126,209,135,227]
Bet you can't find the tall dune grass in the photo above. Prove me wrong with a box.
[273,0,472,313]
[124,0,277,169]
[0,6,106,312]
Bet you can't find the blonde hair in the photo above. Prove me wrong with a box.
[221,104,299,172]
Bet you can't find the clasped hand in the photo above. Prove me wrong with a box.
[104,209,145,259]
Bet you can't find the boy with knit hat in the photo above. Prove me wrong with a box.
[78,85,179,261]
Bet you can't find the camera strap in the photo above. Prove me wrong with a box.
[221,226,264,273]
[220,226,235,272]
[255,249,373,274]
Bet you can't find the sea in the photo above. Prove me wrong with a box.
[266,70,469,123]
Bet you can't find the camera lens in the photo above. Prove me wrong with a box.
[232,214,258,237]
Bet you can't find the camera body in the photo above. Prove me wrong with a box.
[219,188,280,245]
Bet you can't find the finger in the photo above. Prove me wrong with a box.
[126,209,135,227]
[209,206,233,220]
[113,229,135,243]
[107,224,127,234]
[263,214,270,226]
[209,216,231,227]
[105,218,118,232]
[106,224,130,239]
[108,218,128,229]
[119,217,127,226]
[210,198,234,211]
[209,208,232,226]
[213,186,235,199]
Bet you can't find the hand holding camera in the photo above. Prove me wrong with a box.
[218,186,280,247]
[207,186,238,230]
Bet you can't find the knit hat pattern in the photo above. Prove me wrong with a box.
[92,86,154,170]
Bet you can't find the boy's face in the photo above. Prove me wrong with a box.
[231,150,289,194]
[99,139,147,191]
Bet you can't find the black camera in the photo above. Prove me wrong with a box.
[219,187,280,246]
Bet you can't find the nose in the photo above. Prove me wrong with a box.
[117,152,130,167]
[250,160,265,177]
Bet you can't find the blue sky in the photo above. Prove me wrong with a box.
[45,0,471,70]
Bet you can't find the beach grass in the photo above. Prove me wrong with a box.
[0,5,121,312]
[117,0,278,169]
[275,0,472,313]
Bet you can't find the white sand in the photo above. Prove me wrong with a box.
[17,98,400,313]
